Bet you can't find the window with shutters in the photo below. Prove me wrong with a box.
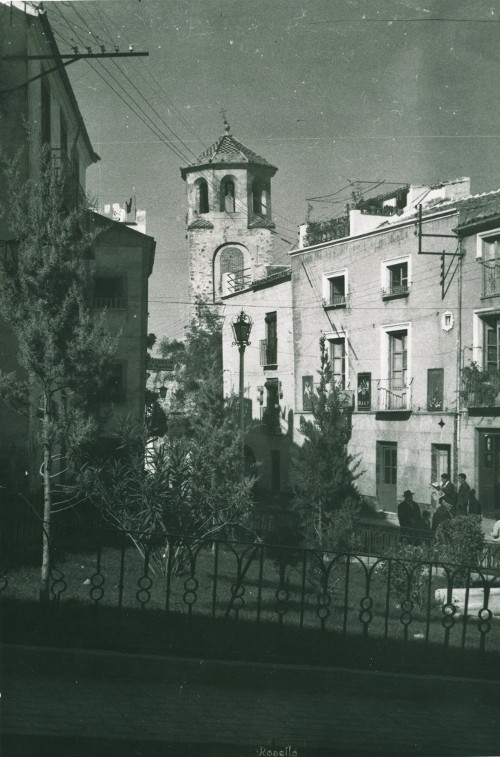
[427,368,444,411]
[329,337,346,389]
[381,256,411,299]
[322,269,348,308]
[264,312,277,366]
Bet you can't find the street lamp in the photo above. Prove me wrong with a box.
[231,310,252,432]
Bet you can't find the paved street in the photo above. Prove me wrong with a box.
[1,644,500,756]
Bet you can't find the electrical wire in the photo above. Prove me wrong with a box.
[64,2,298,239]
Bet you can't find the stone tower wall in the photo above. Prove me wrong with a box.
[184,165,275,305]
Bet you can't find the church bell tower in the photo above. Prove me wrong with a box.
[180,121,278,306]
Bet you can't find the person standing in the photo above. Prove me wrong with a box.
[456,473,471,515]
[432,496,452,532]
[398,489,422,542]
[439,473,457,515]
[468,488,482,515]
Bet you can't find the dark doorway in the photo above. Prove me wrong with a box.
[376,441,397,511]
[478,431,500,513]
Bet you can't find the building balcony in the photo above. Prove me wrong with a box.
[461,366,500,410]
[381,284,409,300]
[483,265,500,298]
[226,268,252,294]
[260,338,278,367]
[358,378,413,412]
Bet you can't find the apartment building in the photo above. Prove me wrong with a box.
[292,179,500,515]
[0,2,155,493]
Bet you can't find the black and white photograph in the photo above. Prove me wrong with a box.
[1,1,500,755]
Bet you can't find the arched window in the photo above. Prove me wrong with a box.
[196,179,209,213]
[219,246,244,295]
[220,177,236,212]
[252,179,269,216]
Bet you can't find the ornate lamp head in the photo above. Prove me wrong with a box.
[231,310,252,347]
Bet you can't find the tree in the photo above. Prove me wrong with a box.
[76,300,256,573]
[144,333,168,440]
[77,419,255,576]
[0,149,118,601]
[161,300,256,526]
[290,335,362,548]
[159,299,223,425]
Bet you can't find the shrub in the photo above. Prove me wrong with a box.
[323,496,362,553]
[380,543,432,611]
[264,519,304,572]
[433,515,485,586]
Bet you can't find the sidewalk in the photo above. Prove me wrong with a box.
[2,644,500,756]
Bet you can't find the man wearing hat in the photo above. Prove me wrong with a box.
[398,489,423,542]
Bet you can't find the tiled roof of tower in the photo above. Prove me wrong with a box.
[182,133,277,173]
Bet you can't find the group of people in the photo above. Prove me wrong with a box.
[397,473,482,541]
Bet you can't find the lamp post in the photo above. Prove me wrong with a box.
[231,310,252,433]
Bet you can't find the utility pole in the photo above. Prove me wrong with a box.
[1,51,149,94]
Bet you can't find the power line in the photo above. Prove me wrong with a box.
[69,2,298,238]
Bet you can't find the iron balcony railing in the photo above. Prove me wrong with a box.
[483,263,500,298]
[358,377,413,411]
[377,378,412,410]
[226,268,252,294]
[93,297,128,310]
[260,337,278,366]
[382,283,409,298]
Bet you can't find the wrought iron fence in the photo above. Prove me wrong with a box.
[2,525,500,657]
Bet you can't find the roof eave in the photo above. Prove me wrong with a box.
[39,11,99,164]
[181,161,278,180]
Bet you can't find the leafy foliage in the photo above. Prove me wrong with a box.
[0,146,118,599]
[0,148,117,446]
[323,497,362,553]
[77,300,256,571]
[290,335,362,548]
[460,361,500,407]
[380,543,432,611]
[77,420,255,575]
[159,299,223,421]
[433,515,485,585]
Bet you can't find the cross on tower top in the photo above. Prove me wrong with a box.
[220,108,230,134]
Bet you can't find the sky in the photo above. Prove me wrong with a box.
[43,0,500,342]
